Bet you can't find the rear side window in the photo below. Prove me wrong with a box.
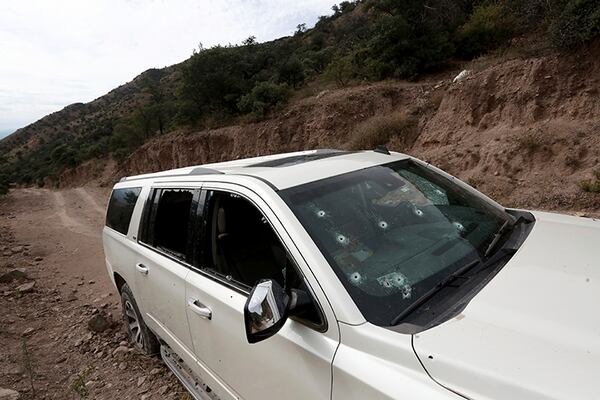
[140,188,196,261]
[106,187,142,235]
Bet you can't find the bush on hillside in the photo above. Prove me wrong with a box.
[550,0,600,48]
[278,56,306,89]
[324,54,355,87]
[237,81,290,118]
[363,1,461,79]
[0,171,9,195]
[580,170,600,193]
[347,112,417,151]
[456,4,516,59]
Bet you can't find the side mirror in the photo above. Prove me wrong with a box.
[244,280,289,344]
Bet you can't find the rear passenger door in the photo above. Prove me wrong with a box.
[184,184,339,400]
[135,186,200,357]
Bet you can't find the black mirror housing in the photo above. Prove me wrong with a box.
[244,280,289,344]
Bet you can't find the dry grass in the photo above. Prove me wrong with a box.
[70,366,94,399]
[515,132,548,156]
[580,170,600,193]
[347,111,418,151]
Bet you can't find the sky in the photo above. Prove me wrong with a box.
[0,0,335,139]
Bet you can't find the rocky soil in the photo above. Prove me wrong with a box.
[0,189,190,399]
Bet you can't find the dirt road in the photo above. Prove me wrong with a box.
[0,188,188,399]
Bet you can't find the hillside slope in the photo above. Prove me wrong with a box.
[58,43,600,215]
[7,0,600,190]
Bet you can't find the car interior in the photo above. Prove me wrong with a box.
[208,192,288,289]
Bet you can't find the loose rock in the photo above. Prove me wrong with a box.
[87,312,112,333]
[112,346,130,357]
[16,281,35,294]
[158,385,169,395]
[10,246,23,254]
[22,327,35,336]
[0,388,20,400]
[0,269,27,283]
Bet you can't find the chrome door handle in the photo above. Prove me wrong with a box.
[188,299,212,320]
[135,263,149,275]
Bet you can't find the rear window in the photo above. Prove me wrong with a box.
[106,187,142,235]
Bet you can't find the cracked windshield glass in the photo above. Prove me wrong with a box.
[282,160,510,325]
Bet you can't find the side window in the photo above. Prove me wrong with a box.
[199,190,324,327]
[140,188,195,261]
[106,187,142,235]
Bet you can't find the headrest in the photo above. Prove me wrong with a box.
[217,207,226,234]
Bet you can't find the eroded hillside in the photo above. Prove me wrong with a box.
[57,43,600,215]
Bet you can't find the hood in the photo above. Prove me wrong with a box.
[413,211,600,400]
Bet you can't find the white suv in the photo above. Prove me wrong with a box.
[103,149,600,400]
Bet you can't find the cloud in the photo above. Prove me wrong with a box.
[0,0,333,135]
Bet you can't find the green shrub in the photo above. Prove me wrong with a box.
[278,56,305,88]
[237,81,290,118]
[456,3,515,59]
[550,0,600,48]
[580,170,600,193]
[324,54,355,87]
[515,132,548,155]
[347,112,417,151]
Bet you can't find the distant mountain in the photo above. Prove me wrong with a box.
[0,130,14,139]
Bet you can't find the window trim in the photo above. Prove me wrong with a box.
[194,186,328,333]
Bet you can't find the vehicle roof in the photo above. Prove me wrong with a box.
[119,149,410,190]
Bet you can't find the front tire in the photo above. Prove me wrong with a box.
[120,283,160,355]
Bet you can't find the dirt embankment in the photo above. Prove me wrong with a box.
[60,43,600,215]
[414,46,600,213]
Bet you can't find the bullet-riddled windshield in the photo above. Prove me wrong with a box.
[281,160,512,326]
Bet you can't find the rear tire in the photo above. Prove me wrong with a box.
[120,283,160,355]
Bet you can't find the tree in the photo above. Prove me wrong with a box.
[242,36,257,46]
[295,23,307,36]
[180,46,255,120]
[278,56,305,88]
[325,54,354,87]
[237,81,290,118]
[143,75,166,135]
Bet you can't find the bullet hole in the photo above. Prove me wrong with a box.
[336,234,349,246]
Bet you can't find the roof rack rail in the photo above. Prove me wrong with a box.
[189,167,224,175]
[118,166,223,182]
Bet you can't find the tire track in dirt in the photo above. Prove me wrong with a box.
[1,188,185,399]
[52,190,101,238]
[75,187,106,215]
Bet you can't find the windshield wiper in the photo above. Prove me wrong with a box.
[483,216,522,258]
[390,258,480,326]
